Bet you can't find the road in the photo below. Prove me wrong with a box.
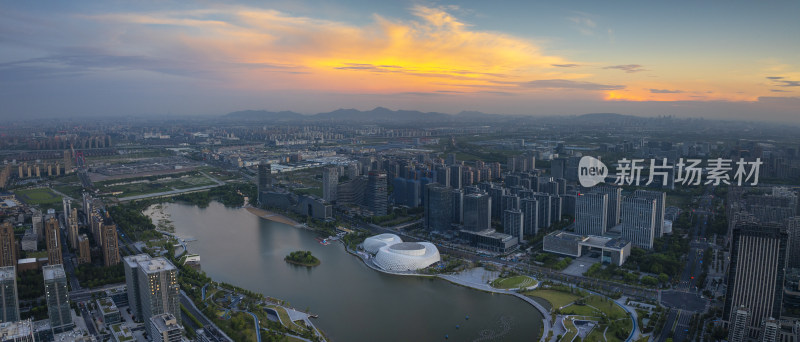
[658,187,716,342]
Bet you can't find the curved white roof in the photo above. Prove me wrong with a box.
[373,242,440,272]
[362,233,402,254]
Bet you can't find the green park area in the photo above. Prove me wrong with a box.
[15,188,62,209]
[490,275,538,290]
[523,288,583,310]
[524,286,633,342]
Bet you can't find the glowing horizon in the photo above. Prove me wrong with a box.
[1,1,799,122]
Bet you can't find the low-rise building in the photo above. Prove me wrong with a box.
[457,229,518,254]
[96,297,121,325]
[543,230,631,266]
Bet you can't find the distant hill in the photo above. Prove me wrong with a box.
[224,107,455,123]
[224,110,304,121]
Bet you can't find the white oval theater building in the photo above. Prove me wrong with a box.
[362,233,403,254]
[373,242,440,272]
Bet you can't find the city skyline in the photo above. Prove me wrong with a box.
[1,1,799,122]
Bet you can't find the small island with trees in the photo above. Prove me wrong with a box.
[284,251,320,267]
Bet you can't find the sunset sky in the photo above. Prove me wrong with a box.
[1,1,799,122]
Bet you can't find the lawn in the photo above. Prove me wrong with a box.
[561,303,601,317]
[561,318,578,342]
[523,289,581,310]
[15,188,62,208]
[584,295,628,320]
[266,306,306,335]
[491,275,538,289]
[53,184,84,199]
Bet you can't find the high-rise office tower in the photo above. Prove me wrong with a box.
[533,193,553,229]
[31,210,43,242]
[551,195,563,223]
[77,234,91,265]
[503,209,524,241]
[67,208,79,249]
[575,193,608,236]
[594,185,622,229]
[451,188,464,224]
[322,166,338,203]
[150,313,184,342]
[539,179,559,196]
[257,162,271,204]
[729,306,750,342]
[464,193,491,232]
[366,171,388,216]
[0,223,17,268]
[489,186,505,221]
[101,219,120,266]
[424,184,453,232]
[551,158,566,179]
[761,318,779,342]
[449,165,462,189]
[521,198,539,236]
[621,197,657,249]
[61,198,71,224]
[137,257,180,338]
[633,190,666,237]
[435,166,450,188]
[45,216,63,266]
[785,217,800,269]
[446,153,457,166]
[124,254,152,320]
[43,265,73,334]
[501,194,520,213]
[0,266,19,323]
[724,221,788,339]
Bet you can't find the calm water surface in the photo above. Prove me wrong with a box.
[151,202,542,342]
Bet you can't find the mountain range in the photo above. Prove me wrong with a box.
[223,107,645,123]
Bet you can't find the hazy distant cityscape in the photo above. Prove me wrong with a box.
[0,111,795,342]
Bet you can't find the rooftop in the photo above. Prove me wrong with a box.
[140,257,176,273]
[42,264,66,280]
[0,266,15,280]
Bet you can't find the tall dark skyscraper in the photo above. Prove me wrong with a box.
[724,221,788,339]
[503,209,523,241]
[257,162,271,204]
[323,166,338,203]
[594,185,622,229]
[366,171,388,216]
[621,197,656,249]
[464,193,491,232]
[43,264,73,334]
[575,193,608,236]
[0,266,19,323]
[424,183,453,232]
[633,190,666,237]
[449,165,462,189]
[521,198,539,236]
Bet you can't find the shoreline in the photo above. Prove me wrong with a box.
[344,242,551,341]
[245,205,303,227]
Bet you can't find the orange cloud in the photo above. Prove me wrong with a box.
[87,6,581,94]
